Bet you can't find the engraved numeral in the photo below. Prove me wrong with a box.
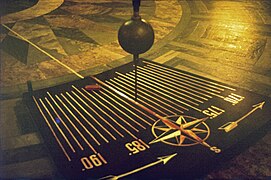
[81,153,107,171]
[125,140,150,155]
[224,93,244,105]
[202,106,225,119]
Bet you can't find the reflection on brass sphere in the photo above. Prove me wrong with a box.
[118,18,154,54]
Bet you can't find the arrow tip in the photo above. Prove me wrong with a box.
[158,153,177,165]
[253,101,265,109]
[99,175,118,180]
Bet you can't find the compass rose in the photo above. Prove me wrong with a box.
[150,115,221,153]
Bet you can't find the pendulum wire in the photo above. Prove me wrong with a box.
[134,54,139,101]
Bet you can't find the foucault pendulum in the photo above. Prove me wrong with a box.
[118,0,155,101]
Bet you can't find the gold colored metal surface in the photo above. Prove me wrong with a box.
[47,92,84,150]
[69,91,115,141]
[2,24,84,79]
[219,101,265,132]
[55,95,97,153]
[100,153,177,180]
[116,71,191,111]
[41,98,75,152]
[127,71,200,105]
[32,96,71,161]
[116,73,188,112]
[150,115,210,147]
[109,78,176,115]
[100,90,151,127]
[45,97,80,151]
[71,90,121,139]
[143,61,235,91]
[93,90,145,130]
[102,88,156,122]
[125,73,202,112]
[138,66,209,101]
[144,64,225,99]
[92,76,220,153]
[71,86,124,138]
[112,77,181,114]
[106,80,168,116]
[80,88,139,139]
[59,94,100,146]
[65,92,108,143]
[132,70,203,104]
[145,65,221,93]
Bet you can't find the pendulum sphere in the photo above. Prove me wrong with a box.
[118,18,154,55]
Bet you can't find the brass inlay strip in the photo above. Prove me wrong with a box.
[116,74,188,112]
[100,90,152,127]
[65,92,108,143]
[102,87,156,122]
[106,81,168,116]
[32,96,71,161]
[111,78,179,115]
[123,69,212,99]
[138,139,150,149]
[47,92,84,150]
[45,96,83,151]
[81,88,139,139]
[92,76,222,153]
[143,65,223,98]
[144,65,221,93]
[72,86,124,138]
[71,90,119,140]
[103,88,156,122]
[60,94,101,146]
[69,91,116,140]
[144,61,235,91]
[124,73,202,112]
[133,69,203,104]
[109,79,175,115]
[2,24,84,79]
[55,95,97,153]
[92,90,146,129]
[145,65,223,92]
[40,98,75,153]
[137,66,208,101]
[129,70,199,105]
[91,76,208,148]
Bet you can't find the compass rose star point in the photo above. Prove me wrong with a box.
[150,115,210,147]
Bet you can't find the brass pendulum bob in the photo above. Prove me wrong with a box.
[118,0,155,100]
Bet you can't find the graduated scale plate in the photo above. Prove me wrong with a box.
[23,60,271,179]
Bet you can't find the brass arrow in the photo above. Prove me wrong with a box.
[218,101,265,133]
[99,153,177,180]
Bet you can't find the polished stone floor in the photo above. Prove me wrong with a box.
[0,0,271,179]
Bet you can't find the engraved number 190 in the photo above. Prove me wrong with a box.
[81,153,107,171]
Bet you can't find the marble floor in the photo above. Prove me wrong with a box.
[0,0,270,179]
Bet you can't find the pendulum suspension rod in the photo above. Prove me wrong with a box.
[134,54,139,101]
